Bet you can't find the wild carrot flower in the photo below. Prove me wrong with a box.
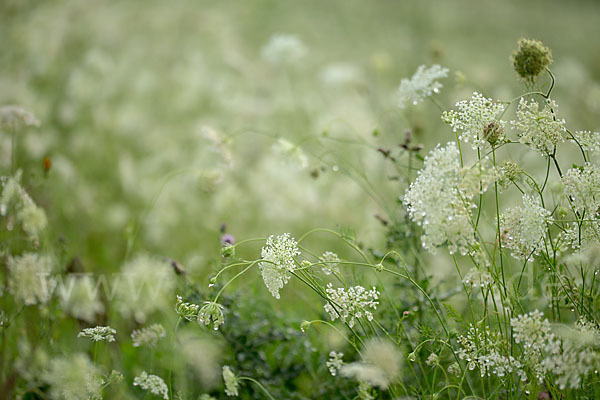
[222,366,240,396]
[404,142,477,255]
[175,295,200,321]
[42,353,102,400]
[441,92,506,149]
[563,163,600,216]
[133,371,169,400]
[397,64,449,108]
[7,252,55,305]
[259,233,301,299]
[571,130,600,154]
[261,34,306,66]
[500,194,552,259]
[78,326,116,342]
[462,268,493,288]
[326,351,344,376]
[511,38,553,83]
[131,324,166,347]
[114,254,176,323]
[0,105,40,129]
[511,97,566,155]
[1,172,47,239]
[60,277,105,323]
[319,251,340,275]
[198,301,225,330]
[323,283,379,328]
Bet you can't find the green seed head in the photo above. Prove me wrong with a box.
[511,38,553,83]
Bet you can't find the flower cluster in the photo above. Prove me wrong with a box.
[42,353,102,400]
[511,310,554,382]
[131,324,166,347]
[261,34,306,66]
[572,130,600,154]
[259,233,301,299]
[175,295,200,321]
[511,38,553,83]
[319,251,340,275]
[78,326,117,342]
[326,351,344,376]
[404,142,477,255]
[462,267,493,288]
[198,301,225,330]
[500,194,552,259]
[458,324,526,381]
[0,105,40,130]
[133,371,169,400]
[397,64,449,108]
[323,283,379,328]
[222,366,240,396]
[1,172,47,240]
[59,277,105,323]
[7,253,55,306]
[441,92,506,149]
[511,97,566,155]
[563,163,600,216]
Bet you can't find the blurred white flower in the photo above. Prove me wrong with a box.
[131,323,166,347]
[398,64,448,108]
[8,253,56,306]
[500,194,552,259]
[261,34,307,66]
[43,353,102,400]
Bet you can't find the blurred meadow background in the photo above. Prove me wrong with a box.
[2,0,600,398]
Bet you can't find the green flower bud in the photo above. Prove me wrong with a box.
[220,244,235,258]
[511,38,553,84]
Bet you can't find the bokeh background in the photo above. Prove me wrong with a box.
[2,0,600,396]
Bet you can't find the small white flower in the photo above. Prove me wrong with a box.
[326,351,344,376]
[398,65,449,108]
[133,371,169,400]
[131,324,166,347]
[78,326,116,342]
[0,105,40,129]
[222,366,239,396]
[511,97,566,155]
[259,233,301,299]
[319,251,340,275]
[500,194,552,259]
[261,34,306,66]
[442,92,506,149]
[563,163,600,216]
[323,283,379,328]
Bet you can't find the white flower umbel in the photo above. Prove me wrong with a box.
[319,251,340,275]
[326,351,344,376]
[175,295,200,321]
[462,268,493,289]
[42,353,102,400]
[572,130,600,154]
[222,366,239,396]
[404,142,477,255]
[511,310,555,382]
[500,194,552,259]
[442,92,506,149]
[78,326,116,342]
[398,64,449,108]
[131,324,166,347]
[1,172,47,239]
[198,301,225,330]
[60,277,105,323]
[323,283,379,328]
[0,105,40,130]
[511,97,566,156]
[563,163,600,216]
[458,324,526,381]
[133,371,169,400]
[7,253,55,306]
[259,233,301,299]
[261,34,306,66]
